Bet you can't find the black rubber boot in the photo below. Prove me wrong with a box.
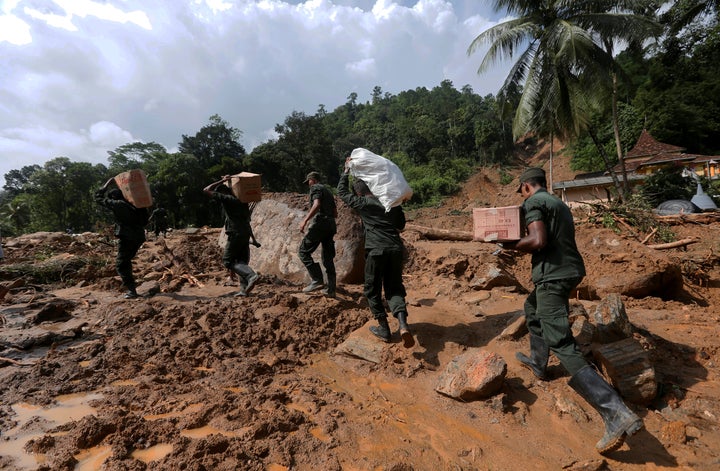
[245,272,259,294]
[323,272,336,298]
[516,334,549,380]
[395,311,414,348]
[369,317,391,343]
[232,263,259,296]
[303,279,325,292]
[123,281,138,299]
[303,263,325,292]
[569,365,644,454]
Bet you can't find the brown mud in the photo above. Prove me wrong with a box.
[1,157,719,470]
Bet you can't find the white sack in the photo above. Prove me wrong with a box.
[348,148,413,212]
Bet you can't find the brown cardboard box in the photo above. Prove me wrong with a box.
[114,169,153,208]
[473,206,524,242]
[228,172,262,202]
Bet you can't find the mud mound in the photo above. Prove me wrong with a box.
[0,283,370,470]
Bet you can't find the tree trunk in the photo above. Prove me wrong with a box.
[588,126,625,201]
[548,131,554,191]
[405,224,473,241]
[611,73,630,194]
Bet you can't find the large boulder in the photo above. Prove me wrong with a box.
[593,337,657,405]
[589,261,683,299]
[246,193,366,284]
[469,263,520,290]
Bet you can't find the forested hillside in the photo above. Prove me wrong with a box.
[1,1,719,237]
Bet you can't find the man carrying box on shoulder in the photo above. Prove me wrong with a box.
[95,178,150,299]
[204,176,260,297]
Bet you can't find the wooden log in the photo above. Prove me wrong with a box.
[593,337,656,405]
[647,238,699,250]
[405,224,473,241]
[655,213,720,225]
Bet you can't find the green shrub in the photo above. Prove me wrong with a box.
[499,169,513,186]
[639,168,694,208]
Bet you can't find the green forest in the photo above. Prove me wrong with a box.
[1,1,719,236]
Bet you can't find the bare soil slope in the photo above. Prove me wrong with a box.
[1,151,719,471]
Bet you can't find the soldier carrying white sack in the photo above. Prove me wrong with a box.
[337,158,414,348]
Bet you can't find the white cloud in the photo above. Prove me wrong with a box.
[0,0,508,188]
[345,58,376,77]
[23,0,152,32]
[0,12,32,45]
[0,122,135,170]
[87,121,134,146]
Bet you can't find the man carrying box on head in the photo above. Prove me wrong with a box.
[298,171,338,298]
[95,178,150,299]
[503,167,643,454]
[204,176,260,297]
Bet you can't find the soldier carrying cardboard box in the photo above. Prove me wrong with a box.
[204,176,260,297]
[503,167,643,454]
[95,177,150,299]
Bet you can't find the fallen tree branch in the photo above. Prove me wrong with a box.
[640,227,658,245]
[647,238,700,250]
[615,217,638,238]
[181,273,204,288]
[0,356,35,367]
[405,224,473,241]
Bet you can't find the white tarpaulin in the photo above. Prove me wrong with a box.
[348,148,413,212]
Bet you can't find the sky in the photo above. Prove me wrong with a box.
[0,0,511,188]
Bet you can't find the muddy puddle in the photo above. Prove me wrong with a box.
[0,392,103,469]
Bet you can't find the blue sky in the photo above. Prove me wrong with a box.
[0,1,510,187]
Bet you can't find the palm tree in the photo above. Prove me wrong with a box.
[468,0,659,200]
[662,0,719,34]
[587,1,661,194]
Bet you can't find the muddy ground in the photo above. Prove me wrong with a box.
[1,158,719,471]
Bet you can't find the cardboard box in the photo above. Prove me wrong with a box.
[473,205,524,242]
[114,169,153,208]
[228,172,262,203]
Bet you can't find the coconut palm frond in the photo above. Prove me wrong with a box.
[468,19,536,71]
